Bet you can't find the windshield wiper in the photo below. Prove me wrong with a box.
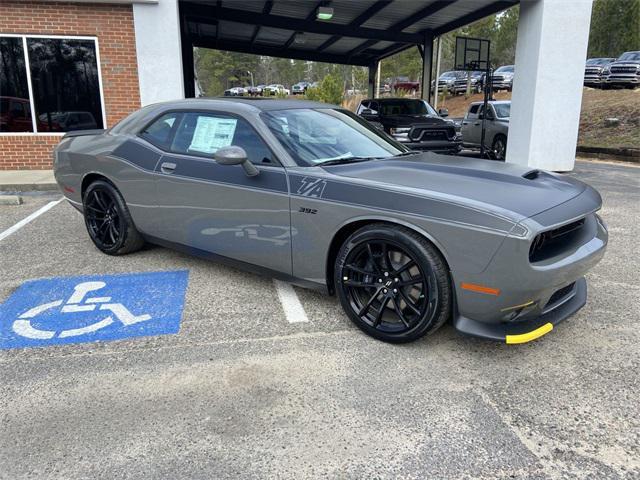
[317,156,382,166]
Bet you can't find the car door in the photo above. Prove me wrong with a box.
[461,104,481,146]
[151,110,292,274]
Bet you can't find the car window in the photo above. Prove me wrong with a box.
[357,101,369,114]
[140,113,181,150]
[369,101,379,113]
[170,112,274,165]
[262,108,404,166]
[494,103,511,118]
[466,104,480,118]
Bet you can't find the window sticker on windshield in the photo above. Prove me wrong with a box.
[189,116,237,153]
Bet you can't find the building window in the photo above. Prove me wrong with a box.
[0,35,105,134]
[0,37,32,132]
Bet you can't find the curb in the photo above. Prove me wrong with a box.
[0,195,23,205]
[0,183,58,192]
[576,146,640,164]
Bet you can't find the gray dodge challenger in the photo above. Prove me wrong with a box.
[53,98,608,344]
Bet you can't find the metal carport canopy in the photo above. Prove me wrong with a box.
[179,0,518,67]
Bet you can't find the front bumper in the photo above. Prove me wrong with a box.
[403,139,462,153]
[454,277,586,343]
[584,75,603,85]
[450,185,607,344]
[492,81,512,89]
[603,75,640,86]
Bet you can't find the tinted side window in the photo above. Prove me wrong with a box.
[140,113,180,150]
[27,38,104,132]
[171,112,274,165]
[369,102,379,114]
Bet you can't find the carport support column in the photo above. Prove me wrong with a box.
[506,0,593,171]
[421,31,434,102]
[133,0,185,106]
[368,61,379,98]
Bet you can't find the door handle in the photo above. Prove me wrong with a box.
[160,162,176,173]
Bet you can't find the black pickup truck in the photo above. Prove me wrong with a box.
[356,98,462,154]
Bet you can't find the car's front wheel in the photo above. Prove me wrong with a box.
[334,224,451,343]
[83,179,145,255]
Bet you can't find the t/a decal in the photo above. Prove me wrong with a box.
[296,177,327,198]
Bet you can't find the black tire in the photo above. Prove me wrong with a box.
[82,179,145,255]
[334,223,451,343]
[492,134,507,161]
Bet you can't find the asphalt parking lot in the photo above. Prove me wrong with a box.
[0,159,638,479]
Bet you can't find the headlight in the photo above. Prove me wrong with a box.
[390,127,411,141]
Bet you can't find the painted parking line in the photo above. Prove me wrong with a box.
[273,279,309,323]
[0,198,63,242]
[0,271,189,349]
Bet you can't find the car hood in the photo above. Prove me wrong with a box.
[381,115,449,127]
[321,152,587,221]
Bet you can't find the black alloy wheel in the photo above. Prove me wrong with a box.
[83,180,144,255]
[335,224,451,343]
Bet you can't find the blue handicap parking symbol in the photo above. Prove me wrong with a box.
[0,270,189,350]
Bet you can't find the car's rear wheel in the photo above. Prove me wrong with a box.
[83,180,144,255]
[334,224,451,343]
[492,134,507,161]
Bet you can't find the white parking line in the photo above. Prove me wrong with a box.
[274,279,309,323]
[0,198,63,242]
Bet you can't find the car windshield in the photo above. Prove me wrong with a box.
[494,103,511,118]
[618,51,640,61]
[262,108,405,166]
[586,58,611,65]
[440,71,458,78]
[379,100,437,116]
[495,66,514,73]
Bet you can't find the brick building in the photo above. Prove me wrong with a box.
[0,0,155,170]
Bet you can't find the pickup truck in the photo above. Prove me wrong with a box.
[461,101,511,160]
[390,77,420,93]
[602,51,640,89]
[356,97,461,154]
[584,58,616,87]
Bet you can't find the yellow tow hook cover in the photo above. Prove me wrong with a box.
[505,322,553,344]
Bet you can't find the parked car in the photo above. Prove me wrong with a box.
[492,65,515,91]
[246,85,263,96]
[38,111,98,131]
[224,87,246,96]
[584,58,616,87]
[263,84,290,95]
[461,101,510,160]
[432,71,466,94]
[453,71,486,95]
[601,51,640,89]
[356,97,462,154]
[0,96,34,132]
[390,76,420,93]
[291,82,310,95]
[54,97,607,344]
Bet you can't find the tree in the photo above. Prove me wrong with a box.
[588,0,640,58]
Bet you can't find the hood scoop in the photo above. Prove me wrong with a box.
[522,169,541,180]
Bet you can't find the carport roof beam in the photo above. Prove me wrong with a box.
[181,2,424,44]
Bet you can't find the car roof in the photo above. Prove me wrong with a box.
[469,100,511,106]
[360,97,424,103]
[146,97,335,113]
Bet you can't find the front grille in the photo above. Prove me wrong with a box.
[585,67,601,74]
[410,127,452,142]
[545,282,576,310]
[529,218,586,262]
[611,65,638,74]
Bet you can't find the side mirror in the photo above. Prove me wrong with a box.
[214,146,259,177]
[438,108,449,117]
